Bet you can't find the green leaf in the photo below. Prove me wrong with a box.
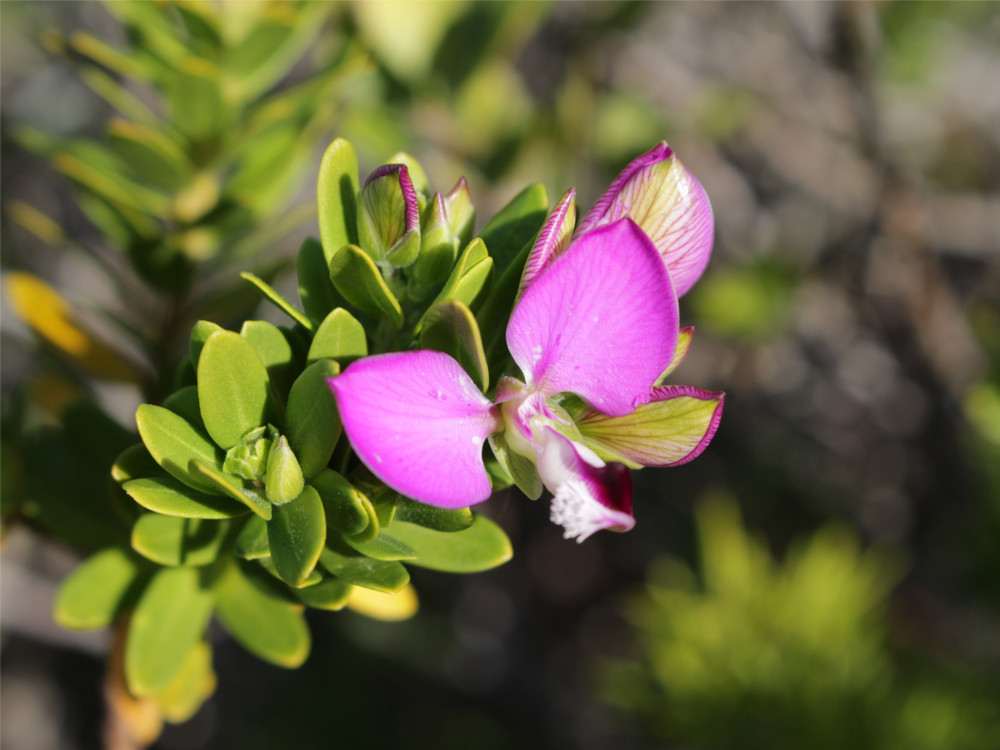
[107,119,190,189]
[125,566,214,696]
[307,308,367,365]
[215,561,311,668]
[197,330,275,450]
[257,556,323,588]
[166,59,225,141]
[342,531,416,561]
[162,386,204,430]
[310,469,370,536]
[317,138,359,263]
[131,515,228,567]
[385,516,513,572]
[394,497,474,532]
[267,486,326,586]
[135,404,224,493]
[293,578,352,611]
[265,436,304,505]
[477,183,548,274]
[318,545,409,593]
[188,459,271,520]
[234,515,270,559]
[123,477,247,520]
[286,360,342,478]
[240,320,296,399]
[189,320,223,369]
[111,443,161,484]
[420,299,489,391]
[328,244,403,327]
[240,272,315,331]
[154,641,215,724]
[53,547,143,630]
[297,236,342,325]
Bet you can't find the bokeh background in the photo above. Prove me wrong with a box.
[2,2,999,749]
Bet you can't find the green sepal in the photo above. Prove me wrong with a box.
[53,547,144,630]
[131,515,228,567]
[385,152,429,195]
[240,272,315,331]
[214,561,311,668]
[265,436,304,505]
[310,469,370,536]
[297,236,341,325]
[420,298,490,391]
[307,308,368,365]
[476,182,548,275]
[162,386,204,430]
[234,515,270,560]
[135,405,224,493]
[342,531,416,561]
[488,431,543,499]
[317,138,359,264]
[125,566,215,697]
[385,515,513,572]
[188,459,271,520]
[413,193,458,285]
[111,443,161,484]
[267,485,326,586]
[328,244,404,328]
[286,359,342,478]
[197,330,276,451]
[394,497,474,532]
[293,578,352,611]
[240,320,297,400]
[318,543,410,593]
[123,477,247,520]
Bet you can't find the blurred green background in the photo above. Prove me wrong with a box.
[2,2,999,749]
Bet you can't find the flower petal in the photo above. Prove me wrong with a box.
[575,385,724,467]
[535,427,634,542]
[516,188,576,304]
[329,350,500,508]
[506,218,679,416]
[579,143,714,296]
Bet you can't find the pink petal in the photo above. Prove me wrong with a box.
[576,385,724,467]
[536,427,634,542]
[328,350,501,508]
[579,143,714,297]
[516,188,576,303]
[506,218,679,417]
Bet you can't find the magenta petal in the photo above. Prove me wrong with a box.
[328,350,501,508]
[506,218,679,416]
[516,188,576,303]
[536,427,634,542]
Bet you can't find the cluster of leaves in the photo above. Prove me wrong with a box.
[52,136,559,725]
[602,498,999,750]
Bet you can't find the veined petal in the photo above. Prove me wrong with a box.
[329,350,501,508]
[579,143,713,297]
[516,188,576,304]
[575,385,724,467]
[536,427,634,543]
[506,218,679,416]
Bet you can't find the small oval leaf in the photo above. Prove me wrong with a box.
[310,469,369,536]
[189,459,271,520]
[197,330,275,450]
[54,547,143,630]
[318,543,409,594]
[234,515,270,559]
[293,578,352,611]
[385,515,513,572]
[328,244,403,327]
[135,404,224,493]
[125,566,214,697]
[267,485,326,586]
[131,514,228,567]
[123,477,247,520]
[286,359,341,478]
[307,308,367,365]
[419,299,489,391]
[317,138,359,263]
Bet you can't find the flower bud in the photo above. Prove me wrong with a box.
[577,142,714,297]
[265,435,304,505]
[357,164,421,267]
[442,177,474,246]
[413,192,458,285]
